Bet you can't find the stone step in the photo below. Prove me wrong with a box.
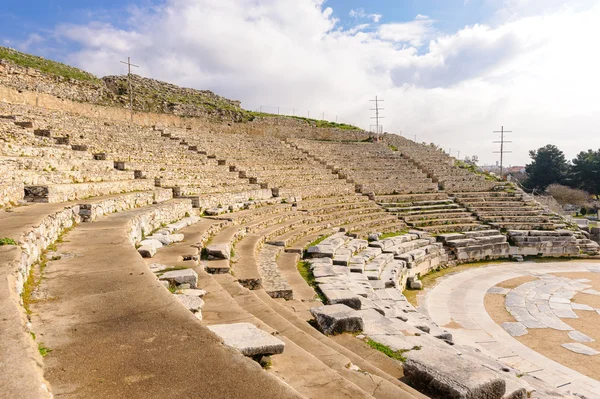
[24,179,156,203]
[453,191,522,198]
[418,223,486,234]
[387,203,461,213]
[479,216,550,223]
[490,222,556,230]
[407,216,477,227]
[462,201,532,208]
[373,193,449,203]
[403,211,473,221]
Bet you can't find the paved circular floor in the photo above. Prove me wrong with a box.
[419,261,600,398]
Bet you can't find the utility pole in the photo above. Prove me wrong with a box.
[457,150,460,159]
[369,96,385,140]
[493,126,512,178]
[120,56,139,122]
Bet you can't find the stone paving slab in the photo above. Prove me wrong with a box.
[422,261,600,397]
[568,331,594,343]
[561,343,600,356]
[501,322,528,337]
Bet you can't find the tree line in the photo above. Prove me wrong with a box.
[523,145,600,197]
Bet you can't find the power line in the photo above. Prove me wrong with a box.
[493,126,512,178]
[369,96,385,138]
[119,56,140,122]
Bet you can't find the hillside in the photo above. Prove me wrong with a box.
[0,46,360,129]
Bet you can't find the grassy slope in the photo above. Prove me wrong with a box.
[0,46,361,130]
[0,46,98,82]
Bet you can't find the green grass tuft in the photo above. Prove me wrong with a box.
[307,235,330,249]
[37,343,52,357]
[297,260,327,303]
[378,230,409,240]
[0,237,17,246]
[365,339,419,362]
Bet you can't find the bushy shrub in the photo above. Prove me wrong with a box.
[545,184,590,206]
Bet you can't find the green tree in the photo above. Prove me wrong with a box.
[524,144,570,191]
[571,149,600,198]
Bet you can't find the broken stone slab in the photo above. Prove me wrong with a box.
[332,248,352,266]
[138,245,156,258]
[404,344,506,399]
[561,342,600,355]
[312,265,337,279]
[149,263,170,273]
[208,323,285,356]
[206,242,230,259]
[160,269,198,287]
[181,288,207,297]
[148,233,185,245]
[319,284,362,309]
[501,322,528,337]
[139,239,164,249]
[571,302,595,311]
[368,232,381,241]
[174,294,204,314]
[307,257,333,267]
[487,286,510,295]
[310,304,364,335]
[409,279,423,290]
[567,331,595,343]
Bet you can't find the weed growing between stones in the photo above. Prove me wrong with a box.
[365,339,420,362]
[296,260,327,303]
[378,230,409,240]
[306,235,329,249]
[22,254,48,315]
[252,355,272,369]
[0,237,17,245]
[37,343,52,357]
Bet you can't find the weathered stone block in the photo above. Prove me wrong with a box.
[310,304,364,335]
[208,323,285,356]
[404,344,506,399]
[138,245,156,258]
[160,269,198,287]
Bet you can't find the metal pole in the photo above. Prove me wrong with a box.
[500,126,504,176]
[119,57,139,122]
[493,126,512,179]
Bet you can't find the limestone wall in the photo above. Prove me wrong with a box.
[126,199,193,244]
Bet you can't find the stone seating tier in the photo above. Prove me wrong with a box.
[24,179,156,203]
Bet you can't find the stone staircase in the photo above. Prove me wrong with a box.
[453,191,559,230]
[374,193,487,233]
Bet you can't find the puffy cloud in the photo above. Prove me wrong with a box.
[377,14,435,47]
[50,0,600,165]
[349,8,382,23]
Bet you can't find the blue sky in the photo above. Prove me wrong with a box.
[2,0,497,61]
[1,0,599,165]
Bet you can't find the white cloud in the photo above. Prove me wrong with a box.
[52,0,600,166]
[377,14,435,47]
[349,7,382,23]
